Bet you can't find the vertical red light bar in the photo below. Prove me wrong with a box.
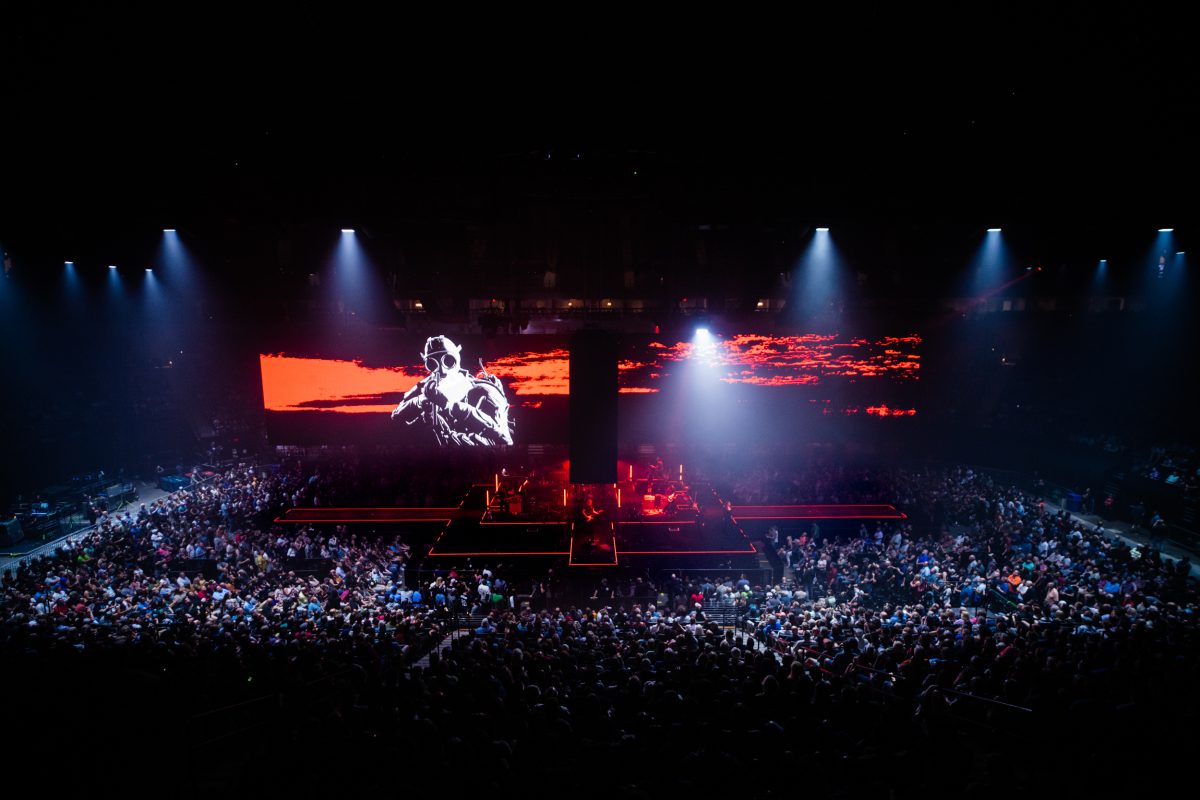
[617,488,622,508]
[563,488,567,507]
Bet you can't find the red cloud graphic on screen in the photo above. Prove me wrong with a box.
[260,350,578,414]
[615,334,921,390]
[261,333,919,415]
[260,355,425,413]
[486,349,571,395]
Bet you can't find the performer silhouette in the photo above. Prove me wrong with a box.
[392,336,513,445]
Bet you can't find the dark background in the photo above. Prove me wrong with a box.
[1,4,1196,503]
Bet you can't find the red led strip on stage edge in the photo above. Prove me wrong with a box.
[619,549,757,555]
[275,507,457,524]
[276,517,453,524]
[428,550,570,557]
[731,504,906,520]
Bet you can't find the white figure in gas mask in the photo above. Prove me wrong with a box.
[392,336,514,445]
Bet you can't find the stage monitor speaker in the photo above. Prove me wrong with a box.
[569,329,618,484]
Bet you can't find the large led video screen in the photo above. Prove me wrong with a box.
[259,331,921,446]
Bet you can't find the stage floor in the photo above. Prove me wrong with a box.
[427,518,760,560]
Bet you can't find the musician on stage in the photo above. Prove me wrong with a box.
[580,495,604,524]
[578,495,605,551]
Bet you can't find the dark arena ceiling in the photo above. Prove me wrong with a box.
[1,5,1194,282]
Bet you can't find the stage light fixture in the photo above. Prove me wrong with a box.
[987,228,1002,233]
[341,228,356,234]
[1159,228,1174,233]
[695,327,711,339]
[163,229,176,233]
[815,227,830,232]
[108,265,117,270]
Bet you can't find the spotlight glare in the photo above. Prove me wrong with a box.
[145,267,153,272]
[987,228,1002,233]
[815,227,830,232]
[65,261,73,266]
[340,228,356,234]
[1177,252,1186,256]
[1159,228,1174,232]
[695,327,711,339]
[108,265,117,270]
[163,228,176,233]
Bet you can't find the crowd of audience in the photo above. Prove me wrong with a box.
[2,460,1196,792]
[747,466,1194,716]
[1,467,468,680]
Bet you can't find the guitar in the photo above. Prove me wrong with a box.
[582,507,604,522]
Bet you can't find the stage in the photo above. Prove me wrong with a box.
[274,475,906,568]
